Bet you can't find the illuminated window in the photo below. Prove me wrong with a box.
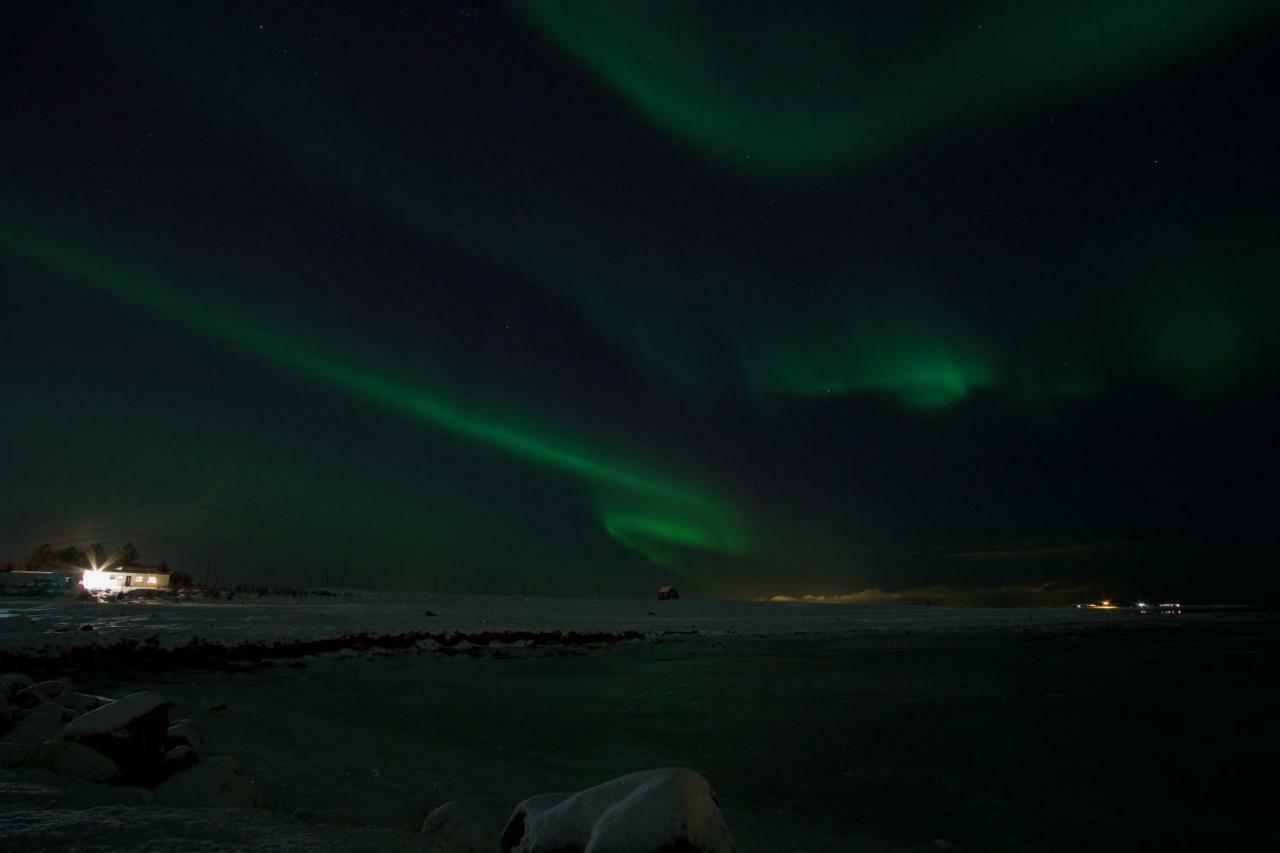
[147,576,157,584]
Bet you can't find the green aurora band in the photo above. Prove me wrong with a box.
[86,4,1280,414]
[0,214,747,570]
[518,1,1275,178]
[87,6,1004,409]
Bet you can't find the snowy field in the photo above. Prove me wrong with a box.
[2,595,1276,851]
[0,592,1158,652]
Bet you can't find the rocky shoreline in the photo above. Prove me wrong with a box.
[0,628,649,681]
[1,669,734,852]
[1,672,250,805]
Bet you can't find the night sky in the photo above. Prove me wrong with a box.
[4,2,1278,601]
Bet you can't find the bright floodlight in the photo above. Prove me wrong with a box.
[81,569,113,592]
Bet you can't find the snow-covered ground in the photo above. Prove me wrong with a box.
[2,595,1274,851]
[0,775,419,852]
[0,592,1155,653]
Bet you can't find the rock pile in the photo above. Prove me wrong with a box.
[0,670,248,804]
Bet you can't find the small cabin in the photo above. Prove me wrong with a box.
[657,584,679,600]
[81,568,171,593]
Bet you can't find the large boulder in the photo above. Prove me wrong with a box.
[166,719,204,756]
[0,672,35,695]
[30,678,71,700]
[33,700,75,724]
[61,690,170,785]
[421,799,501,852]
[161,744,199,776]
[501,768,734,853]
[55,690,113,715]
[12,688,46,711]
[11,678,70,712]
[156,754,252,807]
[42,740,123,783]
[0,739,121,782]
[3,708,62,743]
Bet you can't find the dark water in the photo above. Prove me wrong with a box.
[116,616,1278,851]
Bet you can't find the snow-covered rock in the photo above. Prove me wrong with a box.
[166,719,204,755]
[62,691,167,738]
[420,799,501,852]
[7,708,62,741]
[500,768,734,853]
[61,690,170,785]
[161,744,199,776]
[0,739,121,782]
[55,690,112,714]
[31,678,70,699]
[0,673,35,694]
[10,678,70,711]
[156,754,252,807]
[44,740,123,782]
[33,700,74,723]
[1,724,49,745]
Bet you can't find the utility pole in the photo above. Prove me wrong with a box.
[203,559,212,588]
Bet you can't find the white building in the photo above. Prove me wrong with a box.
[81,568,171,593]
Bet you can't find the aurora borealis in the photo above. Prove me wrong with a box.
[2,2,1278,600]
[518,1,1275,177]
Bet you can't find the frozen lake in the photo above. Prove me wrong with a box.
[2,595,1276,850]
